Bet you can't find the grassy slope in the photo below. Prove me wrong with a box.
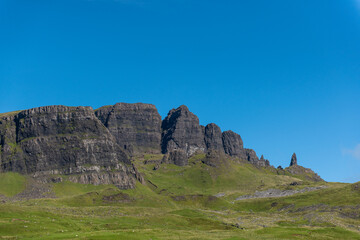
[0,154,359,239]
[0,172,26,197]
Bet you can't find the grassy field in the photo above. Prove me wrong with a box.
[0,154,359,239]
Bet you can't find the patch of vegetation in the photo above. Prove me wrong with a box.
[0,172,26,197]
[0,155,359,239]
[53,181,117,198]
[0,110,22,118]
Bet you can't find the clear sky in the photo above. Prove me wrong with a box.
[1,0,359,182]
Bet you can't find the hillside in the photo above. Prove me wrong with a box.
[0,154,359,239]
[0,103,358,239]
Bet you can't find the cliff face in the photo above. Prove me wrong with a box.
[204,123,224,153]
[160,105,268,166]
[0,105,142,189]
[222,130,244,156]
[95,103,162,155]
[161,105,206,156]
[0,102,319,186]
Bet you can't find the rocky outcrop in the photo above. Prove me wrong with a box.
[0,105,142,189]
[285,153,323,181]
[162,149,188,166]
[222,130,243,156]
[95,103,162,155]
[161,105,205,156]
[259,155,270,167]
[204,123,224,153]
[221,130,267,166]
[290,153,297,166]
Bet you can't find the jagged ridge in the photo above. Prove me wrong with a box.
[0,103,322,189]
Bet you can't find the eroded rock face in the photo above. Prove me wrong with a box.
[0,105,141,189]
[95,103,162,155]
[161,105,205,156]
[204,123,224,153]
[222,130,243,156]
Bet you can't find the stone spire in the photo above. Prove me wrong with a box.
[290,153,297,166]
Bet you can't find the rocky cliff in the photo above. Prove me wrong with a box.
[95,103,162,155]
[159,105,269,167]
[0,103,321,186]
[0,105,143,189]
[161,105,206,156]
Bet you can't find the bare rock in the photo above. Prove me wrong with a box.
[204,123,224,153]
[222,130,243,156]
[285,153,323,181]
[161,105,205,157]
[290,152,297,166]
[0,105,141,189]
[95,103,162,155]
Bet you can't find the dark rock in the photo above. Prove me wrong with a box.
[161,105,206,156]
[222,130,243,156]
[0,105,142,189]
[221,130,268,166]
[290,181,301,186]
[242,148,260,164]
[162,149,188,166]
[95,103,162,155]
[290,152,297,166]
[204,123,224,153]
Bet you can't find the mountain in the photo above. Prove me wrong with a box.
[0,103,321,187]
[2,103,357,239]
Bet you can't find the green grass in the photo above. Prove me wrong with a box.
[0,110,22,117]
[0,155,359,239]
[53,181,117,198]
[0,172,26,197]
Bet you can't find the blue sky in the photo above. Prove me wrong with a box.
[1,0,359,182]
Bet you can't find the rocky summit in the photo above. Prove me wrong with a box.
[0,102,322,189]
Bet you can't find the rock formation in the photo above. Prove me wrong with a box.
[221,130,267,166]
[95,103,162,155]
[0,105,142,189]
[0,102,322,186]
[204,123,224,153]
[222,130,243,156]
[259,155,270,167]
[290,153,297,166]
[161,105,206,156]
[286,153,323,181]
